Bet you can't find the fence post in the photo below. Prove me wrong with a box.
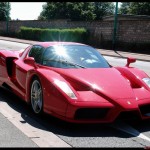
[6,2,9,35]
[112,2,118,51]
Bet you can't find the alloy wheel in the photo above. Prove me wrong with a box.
[31,79,43,114]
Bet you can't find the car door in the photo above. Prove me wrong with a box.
[15,45,44,94]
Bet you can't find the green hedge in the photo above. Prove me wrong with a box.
[18,26,88,43]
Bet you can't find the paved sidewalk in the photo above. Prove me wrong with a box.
[0,112,38,147]
[0,36,150,62]
[99,49,150,62]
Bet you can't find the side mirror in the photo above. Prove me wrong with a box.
[126,57,136,67]
[24,57,35,66]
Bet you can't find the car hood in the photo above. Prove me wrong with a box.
[54,68,135,101]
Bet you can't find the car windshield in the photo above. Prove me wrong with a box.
[42,45,110,68]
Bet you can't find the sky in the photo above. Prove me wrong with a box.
[10,2,121,21]
[10,2,46,20]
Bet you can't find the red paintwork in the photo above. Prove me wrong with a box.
[0,42,150,123]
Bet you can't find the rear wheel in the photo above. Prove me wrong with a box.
[30,78,43,114]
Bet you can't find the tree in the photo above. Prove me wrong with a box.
[38,2,115,21]
[38,2,96,21]
[0,2,11,21]
[119,2,150,15]
[66,2,96,21]
[93,2,115,20]
[129,2,150,15]
[38,2,68,20]
[119,2,130,14]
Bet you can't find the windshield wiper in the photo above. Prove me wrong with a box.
[44,59,86,68]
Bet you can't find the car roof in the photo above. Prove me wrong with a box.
[34,42,86,48]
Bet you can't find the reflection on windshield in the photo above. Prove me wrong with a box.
[42,45,110,68]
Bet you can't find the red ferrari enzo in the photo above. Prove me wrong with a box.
[0,42,150,123]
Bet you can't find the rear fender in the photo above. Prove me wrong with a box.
[5,57,18,78]
[0,50,19,58]
[0,51,18,79]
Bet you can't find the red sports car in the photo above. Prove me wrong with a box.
[0,42,150,123]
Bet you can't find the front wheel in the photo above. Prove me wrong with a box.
[30,78,43,114]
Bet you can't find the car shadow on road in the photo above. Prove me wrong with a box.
[0,87,150,140]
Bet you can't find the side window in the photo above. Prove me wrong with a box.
[42,47,61,68]
[42,48,56,61]
[28,45,44,64]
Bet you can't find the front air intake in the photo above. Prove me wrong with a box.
[74,108,110,120]
[139,104,150,116]
[116,111,140,121]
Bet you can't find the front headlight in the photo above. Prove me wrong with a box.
[54,79,77,99]
[142,78,150,88]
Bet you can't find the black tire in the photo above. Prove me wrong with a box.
[30,77,43,115]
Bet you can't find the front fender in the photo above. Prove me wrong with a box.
[115,66,150,91]
[25,68,72,117]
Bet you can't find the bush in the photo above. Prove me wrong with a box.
[18,26,88,43]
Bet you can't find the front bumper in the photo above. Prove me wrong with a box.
[64,98,150,123]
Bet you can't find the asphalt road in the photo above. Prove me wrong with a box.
[0,40,150,148]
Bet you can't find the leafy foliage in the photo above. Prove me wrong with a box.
[119,2,150,15]
[93,2,115,20]
[0,2,11,21]
[38,2,115,21]
[119,3,130,15]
